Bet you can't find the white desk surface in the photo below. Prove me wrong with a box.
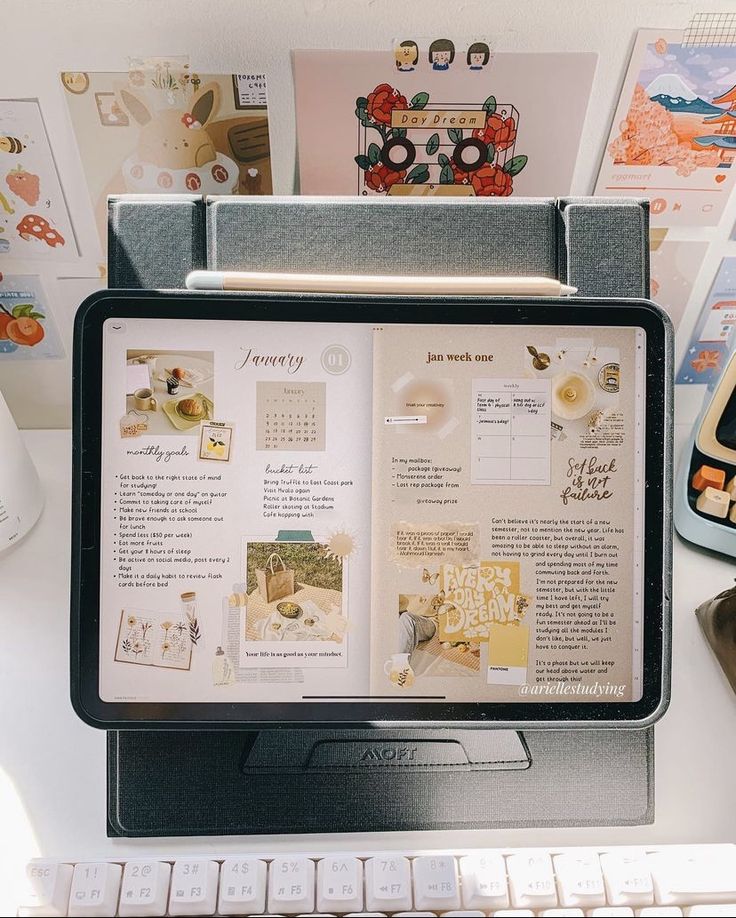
[1,427,735,905]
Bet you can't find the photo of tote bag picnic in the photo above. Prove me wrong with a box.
[255,552,295,603]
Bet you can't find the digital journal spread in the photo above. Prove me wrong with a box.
[99,317,646,706]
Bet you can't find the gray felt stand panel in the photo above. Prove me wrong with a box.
[206,196,559,277]
[108,194,206,289]
[558,197,651,298]
[105,194,654,836]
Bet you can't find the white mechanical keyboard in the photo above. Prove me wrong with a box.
[17,844,736,917]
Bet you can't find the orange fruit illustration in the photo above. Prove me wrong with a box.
[6,316,45,346]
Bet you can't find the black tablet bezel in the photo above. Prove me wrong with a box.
[71,290,672,729]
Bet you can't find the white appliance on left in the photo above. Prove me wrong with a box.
[0,388,43,555]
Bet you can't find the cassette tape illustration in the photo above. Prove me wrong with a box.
[355,85,528,196]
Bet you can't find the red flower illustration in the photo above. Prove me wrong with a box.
[364,162,406,192]
[450,161,472,185]
[367,83,408,126]
[473,113,517,151]
[691,350,721,374]
[452,162,513,196]
[471,164,513,196]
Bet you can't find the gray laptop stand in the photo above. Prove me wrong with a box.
[106,194,654,836]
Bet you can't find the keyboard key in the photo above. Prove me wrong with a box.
[553,852,606,908]
[118,860,170,916]
[365,855,413,912]
[169,858,219,915]
[317,855,363,913]
[439,912,486,916]
[492,910,535,916]
[539,910,584,916]
[68,862,122,917]
[459,852,509,909]
[588,908,635,916]
[637,909,684,916]
[685,908,736,916]
[507,853,558,909]
[268,856,315,914]
[600,851,654,907]
[649,849,736,906]
[18,861,74,917]
[218,857,267,915]
[413,855,461,910]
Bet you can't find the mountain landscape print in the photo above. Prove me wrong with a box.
[608,37,736,171]
[595,29,736,226]
[645,73,723,116]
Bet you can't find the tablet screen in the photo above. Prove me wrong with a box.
[97,315,647,708]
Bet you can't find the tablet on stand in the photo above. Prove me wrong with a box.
[72,288,671,835]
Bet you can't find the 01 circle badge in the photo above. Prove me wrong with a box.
[321,344,352,375]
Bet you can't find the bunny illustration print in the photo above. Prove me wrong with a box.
[119,82,238,194]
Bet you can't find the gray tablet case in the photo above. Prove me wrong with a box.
[106,193,656,836]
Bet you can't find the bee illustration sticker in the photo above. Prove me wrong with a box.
[0,135,25,154]
[198,420,234,462]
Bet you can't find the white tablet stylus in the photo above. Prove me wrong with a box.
[185,270,577,296]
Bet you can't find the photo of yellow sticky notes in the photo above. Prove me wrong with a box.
[487,623,529,686]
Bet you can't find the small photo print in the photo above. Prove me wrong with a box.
[244,540,345,642]
[124,348,214,437]
[199,421,234,461]
[394,591,481,679]
[94,91,129,127]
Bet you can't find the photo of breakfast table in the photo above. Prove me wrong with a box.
[124,352,214,436]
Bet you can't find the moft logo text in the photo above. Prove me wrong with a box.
[360,746,418,762]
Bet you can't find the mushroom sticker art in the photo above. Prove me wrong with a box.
[0,100,77,264]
